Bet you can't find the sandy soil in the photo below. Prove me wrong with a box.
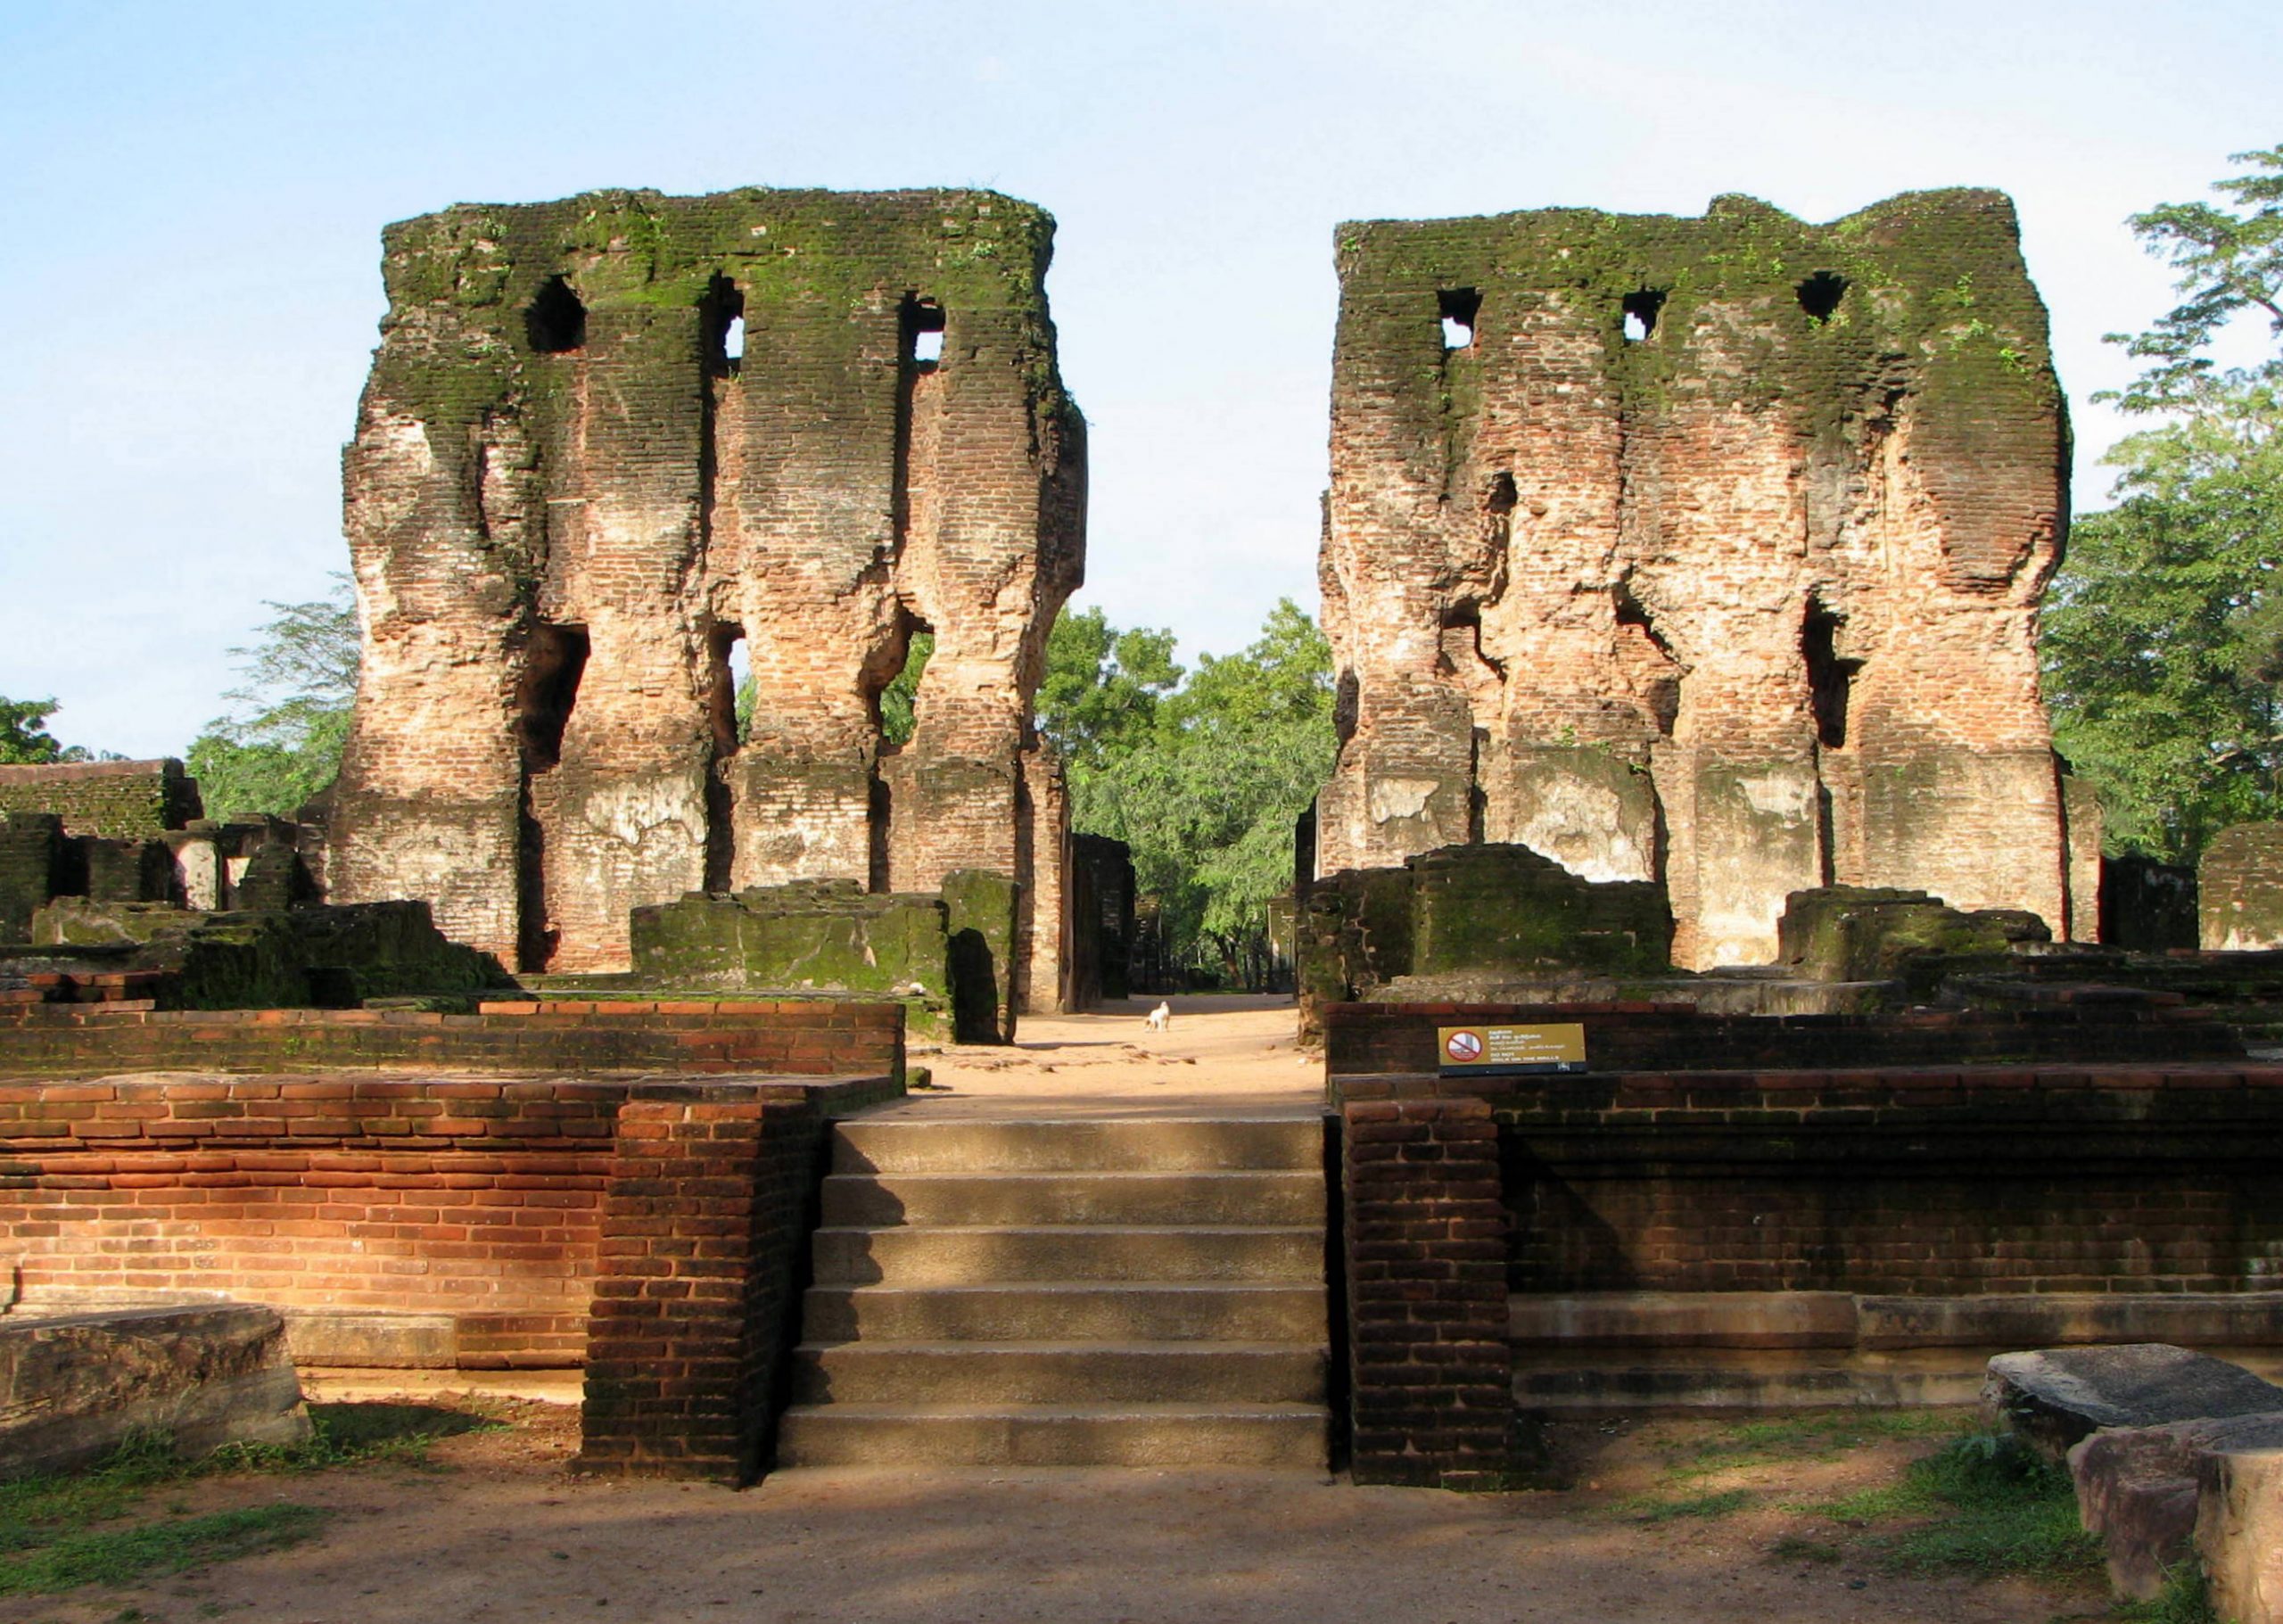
[897,993,1323,1117]
[23,1405,2108,1624]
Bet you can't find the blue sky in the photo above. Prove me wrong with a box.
[2,0,2276,757]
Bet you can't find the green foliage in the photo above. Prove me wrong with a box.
[1060,600,1334,982]
[1790,1432,2102,1584]
[1036,606,1182,774]
[185,578,359,820]
[1610,1486,1753,1522]
[0,697,89,764]
[2118,1563,2220,1624]
[880,631,933,749]
[2045,145,2283,860]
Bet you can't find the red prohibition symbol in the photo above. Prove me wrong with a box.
[1444,1030,1483,1063]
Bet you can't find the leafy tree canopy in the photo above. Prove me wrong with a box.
[0,697,89,764]
[185,578,359,820]
[2043,144,2283,861]
[1058,599,1334,981]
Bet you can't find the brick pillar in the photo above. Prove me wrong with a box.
[576,1087,827,1480]
[1340,1092,1512,1488]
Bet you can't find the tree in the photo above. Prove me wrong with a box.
[1034,606,1181,779]
[185,578,360,820]
[0,697,89,764]
[2043,144,2283,861]
[1067,600,1335,984]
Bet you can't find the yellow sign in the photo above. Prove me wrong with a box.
[1435,1023,1587,1076]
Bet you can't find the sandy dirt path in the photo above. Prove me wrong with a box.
[25,1407,2099,1624]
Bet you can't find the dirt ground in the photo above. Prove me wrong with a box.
[20,1403,2112,1624]
[896,993,1323,1117]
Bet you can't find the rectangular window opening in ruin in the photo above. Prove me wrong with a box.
[1802,599,1862,751]
[708,624,750,754]
[903,296,946,369]
[525,276,586,355]
[1621,289,1665,343]
[515,622,589,771]
[1438,288,1479,350]
[705,273,746,378]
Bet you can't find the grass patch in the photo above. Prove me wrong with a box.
[1612,1487,1755,1523]
[0,1400,501,1595]
[2117,1564,2219,1624]
[0,1504,326,1594]
[1666,1409,1965,1481]
[1785,1432,2103,1585]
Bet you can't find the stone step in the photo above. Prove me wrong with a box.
[811,1224,1324,1286]
[789,1340,1329,1406]
[774,1403,1330,1469]
[830,1117,1324,1175]
[819,1170,1326,1228]
[800,1282,1326,1344]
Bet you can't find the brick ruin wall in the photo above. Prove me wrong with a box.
[327,188,1085,1002]
[1317,191,2078,968]
[2201,822,2283,952]
[0,762,202,841]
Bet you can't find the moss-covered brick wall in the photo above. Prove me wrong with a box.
[0,812,65,944]
[1317,190,2078,969]
[2202,824,2283,951]
[0,761,200,840]
[326,187,1084,1009]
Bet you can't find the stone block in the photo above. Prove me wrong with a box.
[0,1305,310,1480]
[2197,1423,2283,1624]
[1778,886,2048,985]
[942,869,1020,1043]
[1984,1344,2283,1461]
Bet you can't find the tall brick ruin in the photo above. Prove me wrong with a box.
[329,188,1085,995]
[1316,190,2079,967]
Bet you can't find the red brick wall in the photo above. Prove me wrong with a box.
[0,998,902,1080]
[578,1090,833,1479]
[1339,1094,1511,1488]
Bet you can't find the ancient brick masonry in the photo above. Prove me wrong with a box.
[1317,192,2081,966]
[1338,1092,1511,1488]
[328,188,1085,1000]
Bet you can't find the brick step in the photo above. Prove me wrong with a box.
[811,1224,1323,1286]
[819,1170,1326,1228]
[788,1340,1328,1405]
[774,1403,1330,1469]
[799,1282,1325,1344]
[831,1116,1323,1175]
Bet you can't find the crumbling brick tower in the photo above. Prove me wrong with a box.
[329,188,1085,988]
[1317,191,2079,967]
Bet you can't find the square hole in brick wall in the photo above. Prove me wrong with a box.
[1438,287,1479,350]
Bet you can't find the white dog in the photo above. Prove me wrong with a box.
[1144,1001,1172,1033]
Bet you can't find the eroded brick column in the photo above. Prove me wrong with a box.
[1340,1092,1512,1488]
[576,1087,828,1480]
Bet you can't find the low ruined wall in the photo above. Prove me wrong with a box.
[1325,1002,2283,1478]
[0,1070,893,1369]
[0,760,201,841]
[0,998,903,1079]
[1323,999,2240,1076]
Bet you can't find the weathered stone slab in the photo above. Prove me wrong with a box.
[2197,1423,2283,1624]
[0,1305,310,1479]
[2070,1413,2283,1607]
[1985,1343,2283,1461]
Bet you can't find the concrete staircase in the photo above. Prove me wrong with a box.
[776,1115,1331,1468]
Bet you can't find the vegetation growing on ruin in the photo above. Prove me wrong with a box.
[1335,185,2057,458]
[185,578,359,820]
[2043,144,2283,860]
